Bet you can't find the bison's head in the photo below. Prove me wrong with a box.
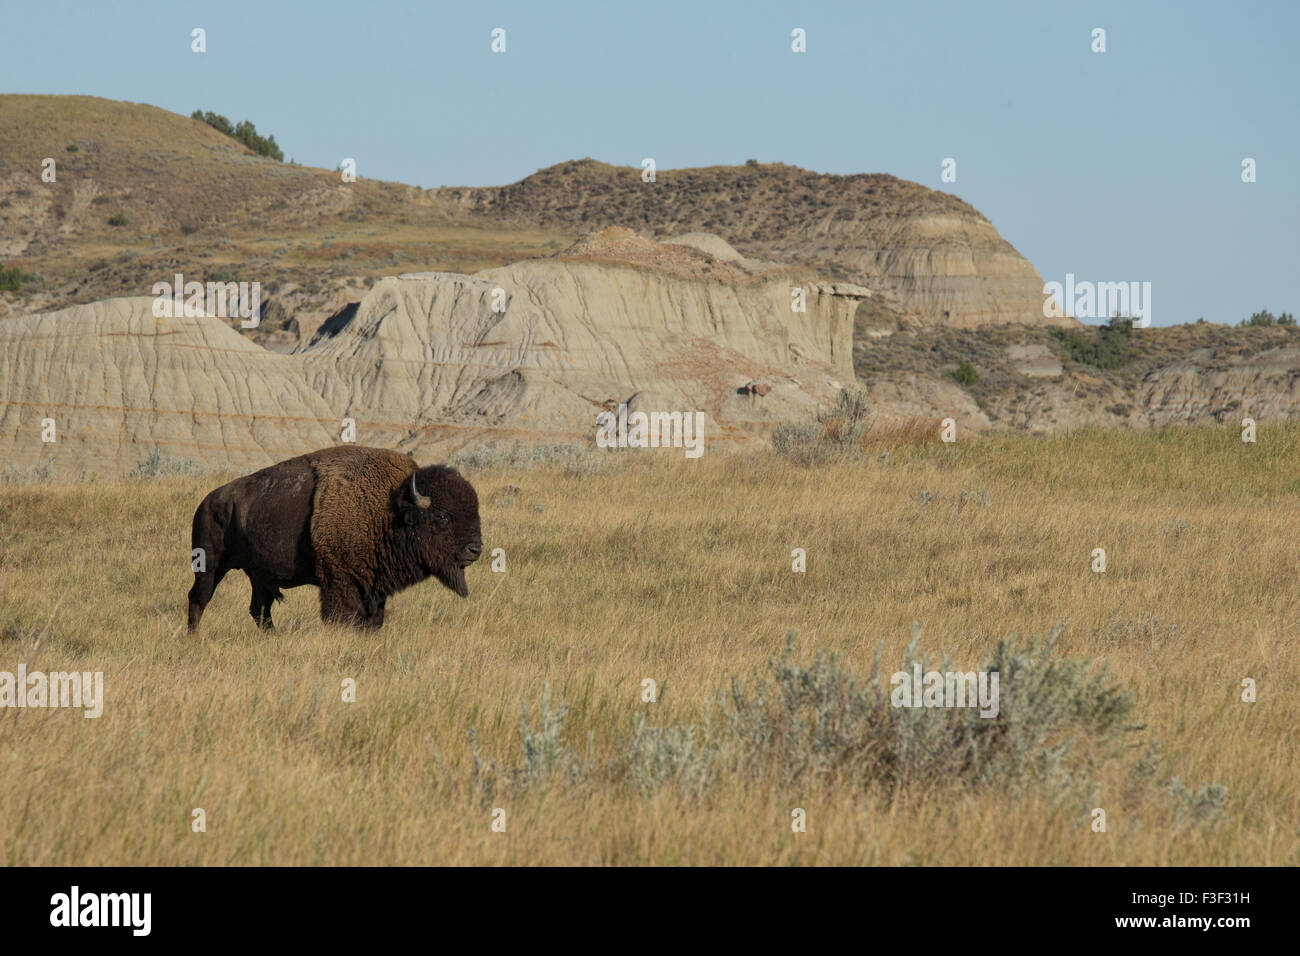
[399,465,482,597]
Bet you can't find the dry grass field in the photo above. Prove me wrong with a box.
[0,424,1297,865]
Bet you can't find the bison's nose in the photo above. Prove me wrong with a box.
[461,540,483,564]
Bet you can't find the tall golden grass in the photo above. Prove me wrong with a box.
[0,424,1296,864]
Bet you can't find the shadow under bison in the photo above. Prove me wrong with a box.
[187,446,482,630]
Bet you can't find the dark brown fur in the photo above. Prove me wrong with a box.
[187,446,482,630]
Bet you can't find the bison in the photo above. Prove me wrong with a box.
[187,446,482,630]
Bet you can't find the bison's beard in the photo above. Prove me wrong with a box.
[432,562,470,598]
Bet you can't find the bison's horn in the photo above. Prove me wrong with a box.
[411,471,431,509]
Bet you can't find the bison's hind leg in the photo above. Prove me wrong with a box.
[188,563,229,632]
[247,574,282,630]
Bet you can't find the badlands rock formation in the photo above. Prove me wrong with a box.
[437,160,1073,329]
[1133,346,1300,425]
[0,299,339,476]
[0,230,873,476]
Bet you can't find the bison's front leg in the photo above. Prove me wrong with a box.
[362,595,386,629]
[319,579,366,627]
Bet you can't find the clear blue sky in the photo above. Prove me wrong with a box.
[4,0,1296,326]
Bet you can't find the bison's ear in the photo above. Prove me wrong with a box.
[396,489,421,527]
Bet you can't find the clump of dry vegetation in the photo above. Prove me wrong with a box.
[774,386,941,464]
[471,627,1221,819]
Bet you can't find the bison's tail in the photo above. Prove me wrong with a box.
[191,494,217,555]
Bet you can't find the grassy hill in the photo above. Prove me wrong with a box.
[0,95,568,312]
[439,156,980,264]
[0,95,1047,326]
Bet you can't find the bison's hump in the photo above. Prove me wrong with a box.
[307,445,416,585]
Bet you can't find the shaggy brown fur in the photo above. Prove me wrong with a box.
[308,446,412,601]
[187,445,482,631]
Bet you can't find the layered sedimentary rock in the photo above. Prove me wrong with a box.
[0,299,338,475]
[0,232,868,475]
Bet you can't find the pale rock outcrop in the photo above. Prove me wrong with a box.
[0,236,866,475]
[1134,346,1300,425]
[0,298,337,475]
[298,253,863,455]
[1006,343,1063,379]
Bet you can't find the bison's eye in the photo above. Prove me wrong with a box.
[432,508,451,527]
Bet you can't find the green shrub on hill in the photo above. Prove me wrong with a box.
[191,109,284,162]
[948,360,980,387]
[1240,309,1295,328]
[0,265,35,292]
